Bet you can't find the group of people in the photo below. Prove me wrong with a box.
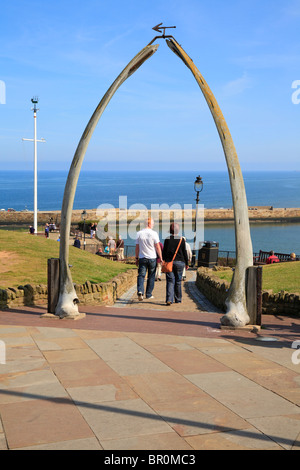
[94,236,125,260]
[29,224,50,237]
[135,218,192,306]
[102,236,125,260]
[266,250,297,264]
[28,221,58,238]
[73,226,125,260]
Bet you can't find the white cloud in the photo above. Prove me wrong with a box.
[222,73,252,97]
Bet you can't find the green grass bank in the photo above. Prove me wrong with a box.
[0,230,134,289]
[215,262,300,294]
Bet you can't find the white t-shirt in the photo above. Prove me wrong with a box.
[136,228,160,259]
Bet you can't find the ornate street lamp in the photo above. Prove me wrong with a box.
[192,175,203,266]
[194,175,203,195]
[81,210,87,250]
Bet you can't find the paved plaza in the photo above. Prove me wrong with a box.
[0,271,300,450]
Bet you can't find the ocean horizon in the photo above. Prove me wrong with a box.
[1,170,300,255]
[1,170,300,211]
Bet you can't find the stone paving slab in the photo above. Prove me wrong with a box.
[0,322,300,450]
[0,270,300,450]
[186,371,300,419]
[0,397,94,449]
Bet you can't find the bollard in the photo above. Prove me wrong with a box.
[47,258,60,314]
[246,266,262,325]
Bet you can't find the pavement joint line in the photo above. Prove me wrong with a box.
[1,301,300,449]
[1,321,299,450]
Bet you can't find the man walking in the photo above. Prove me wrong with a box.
[135,218,162,301]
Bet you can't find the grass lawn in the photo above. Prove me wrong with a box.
[0,230,135,289]
[214,262,300,294]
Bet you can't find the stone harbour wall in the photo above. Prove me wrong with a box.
[1,207,300,226]
[196,267,300,317]
[0,268,137,310]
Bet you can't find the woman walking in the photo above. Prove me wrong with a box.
[162,223,189,306]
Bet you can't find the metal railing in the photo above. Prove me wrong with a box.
[122,246,299,266]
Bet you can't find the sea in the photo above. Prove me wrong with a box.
[0,170,300,256]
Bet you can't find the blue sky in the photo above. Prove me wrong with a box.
[0,0,300,171]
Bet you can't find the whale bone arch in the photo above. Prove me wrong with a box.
[56,38,253,327]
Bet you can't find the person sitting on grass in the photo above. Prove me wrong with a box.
[73,236,81,249]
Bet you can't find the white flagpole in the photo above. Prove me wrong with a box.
[22,97,46,234]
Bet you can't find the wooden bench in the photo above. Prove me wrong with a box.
[49,224,59,233]
[253,250,297,265]
[97,253,119,261]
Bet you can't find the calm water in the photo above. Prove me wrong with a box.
[122,222,300,257]
[204,222,300,256]
[1,170,300,211]
[0,170,300,254]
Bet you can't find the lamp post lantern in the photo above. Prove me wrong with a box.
[81,210,87,250]
[192,175,203,266]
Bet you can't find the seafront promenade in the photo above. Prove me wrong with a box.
[1,271,300,450]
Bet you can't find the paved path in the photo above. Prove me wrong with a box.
[114,270,222,314]
[0,271,300,451]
